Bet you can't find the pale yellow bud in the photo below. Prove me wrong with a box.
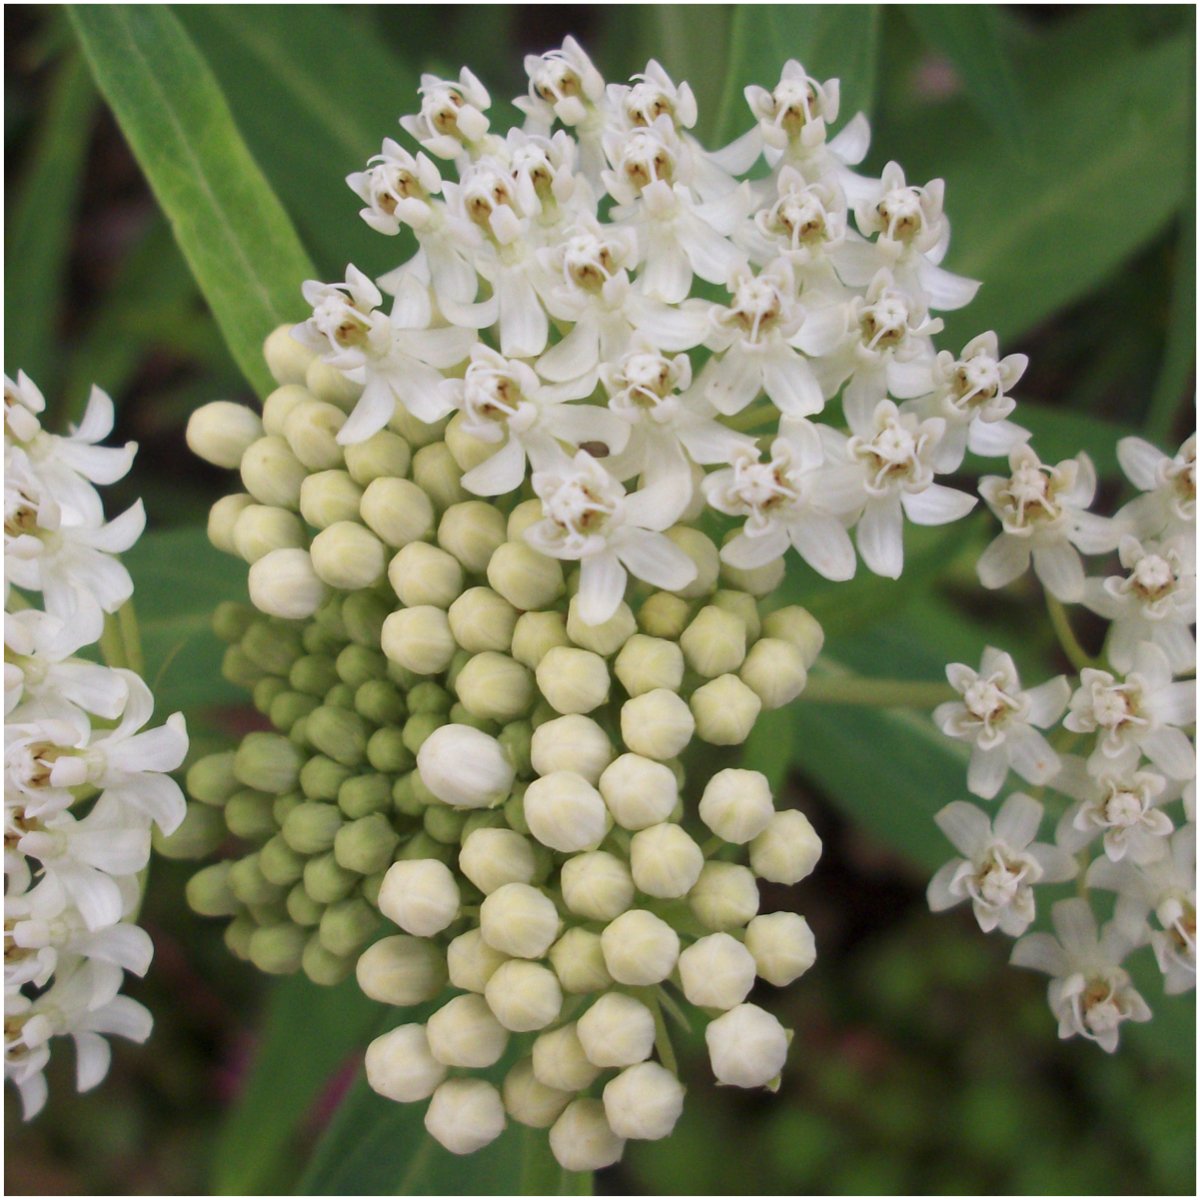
[629,823,703,898]
[447,928,509,993]
[507,498,545,539]
[390,408,448,449]
[232,504,305,563]
[535,646,610,715]
[248,548,330,619]
[712,589,762,641]
[600,908,680,985]
[365,1024,445,1103]
[681,606,747,677]
[511,611,570,669]
[283,399,346,470]
[690,674,761,745]
[381,606,456,675]
[186,401,264,469]
[576,992,655,1068]
[613,635,684,697]
[532,1022,600,1092]
[486,541,565,611]
[484,959,563,1032]
[427,993,508,1068]
[677,931,756,1009]
[377,858,460,936]
[445,411,497,472]
[523,771,610,853]
[299,470,364,529]
[567,595,636,656]
[438,501,507,574]
[413,442,467,509]
[549,1099,625,1172]
[263,325,316,386]
[620,689,694,760]
[356,934,448,1006]
[480,882,561,959]
[638,592,690,639]
[460,828,536,894]
[719,543,785,597]
[530,714,613,783]
[359,477,435,548]
[241,435,306,508]
[705,1003,789,1088]
[561,851,634,920]
[603,1062,685,1142]
[448,587,518,653]
[548,927,612,994]
[208,493,254,555]
[745,911,816,986]
[689,861,759,932]
[344,429,411,485]
[262,383,313,436]
[309,521,386,589]
[503,1057,572,1129]
[455,652,533,721]
[761,605,824,667]
[699,768,774,844]
[665,526,719,598]
[739,637,807,708]
[425,1079,507,1155]
[388,542,463,608]
[749,810,822,884]
[597,753,677,830]
[305,357,362,410]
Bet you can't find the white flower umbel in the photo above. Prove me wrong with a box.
[927,794,1076,936]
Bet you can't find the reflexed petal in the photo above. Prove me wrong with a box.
[761,349,824,416]
[721,524,790,570]
[1051,897,1099,957]
[926,860,965,912]
[704,348,763,416]
[1024,676,1070,727]
[537,318,600,382]
[915,260,980,311]
[1141,727,1196,781]
[73,1031,112,1092]
[1116,437,1165,491]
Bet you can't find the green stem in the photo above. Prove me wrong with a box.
[644,992,678,1076]
[98,611,127,669]
[722,404,776,433]
[798,676,956,708]
[1045,594,1098,673]
[118,597,144,678]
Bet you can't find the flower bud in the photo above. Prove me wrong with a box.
[455,652,533,721]
[498,720,533,777]
[424,803,468,845]
[249,548,330,620]
[309,521,386,590]
[360,477,435,548]
[392,408,447,448]
[318,896,378,957]
[529,715,613,784]
[283,399,346,470]
[222,645,264,688]
[597,754,677,830]
[719,548,785,597]
[712,589,761,640]
[344,429,411,486]
[261,383,312,436]
[413,442,467,510]
[413,723,515,811]
[366,728,413,774]
[485,959,564,1032]
[305,357,362,410]
[629,824,703,898]
[603,1062,685,1142]
[403,713,445,756]
[286,882,323,927]
[459,828,536,894]
[247,922,307,975]
[503,1058,572,1129]
[408,680,452,713]
[302,852,358,904]
[302,936,354,985]
[535,646,610,715]
[550,1099,625,1172]
[153,801,225,860]
[223,916,255,960]
[381,606,456,676]
[378,858,460,936]
[354,680,405,728]
[761,606,824,667]
[243,619,304,675]
[228,853,284,906]
[264,326,315,385]
[387,542,464,611]
[620,689,695,760]
[332,813,398,875]
[601,909,680,985]
[739,638,807,709]
[750,810,822,884]
[549,928,612,994]
[705,1003,789,1088]
[681,606,747,678]
[567,595,636,656]
[677,932,756,1010]
[480,882,561,959]
[438,501,507,574]
[690,674,761,745]
[745,911,816,986]
[186,861,240,917]
[665,526,719,597]
[241,435,306,508]
[187,751,239,806]
[356,934,448,1006]
[252,675,288,716]
[613,635,684,698]
[291,653,339,696]
[208,493,255,555]
[506,498,544,539]
[187,401,264,469]
[444,410,495,472]
[448,587,518,653]
[561,851,634,920]
[366,1024,446,1103]
[689,861,760,932]
[639,592,690,639]
[486,541,565,611]
[523,771,610,853]
[577,992,656,1068]
[224,789,276,841]
[234,731,304,795]
[699,768,774,844]
[427,993,509,1068]
[425,1079,506,1156]
[307,705,370,767]
[325,681,356,709]
[532,1022,600,1092]
[300,470,363,529]
[447,928,508,993]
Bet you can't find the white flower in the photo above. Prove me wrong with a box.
[1010,897,1151,1052]
[4,370,46,444]
[347,139,444,235]
[525,450,697,624]
[934,647,1069,799]
[4,608,122,717]
[927,794,1076,936]
[1053,755,1174,864]
[1114,434,1195,545]
[742,169,850,287]
[400,68,492,161]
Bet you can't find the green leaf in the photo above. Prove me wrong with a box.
[122,526,248,715]
[716,5,881,144]
[4,49,97,396]
[988,401,1138,479]
[902,5,1025,148]
[68,5,315,399]
[1145,205,1196,444]
[211,973,381,1195]
[642,6,735,145]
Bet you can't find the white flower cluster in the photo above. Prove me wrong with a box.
[930,434,1195,1052]
[4,373,189,1118]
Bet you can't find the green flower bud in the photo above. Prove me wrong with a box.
[187,401,263,470]
[719,543,785,597]
[677,931,756,1010]
[510,611,570,670]
[285,882,323,926]
[234,732,304,795]
[523,771,610,853]
[302,935,355,986]
[273,793,303,825]
[305,357,362,410]
[690,674,762,745]
[360,477,435,548]
[496,496,534,535]
[444,410,496,472]
[249,548,330,620]
[402,712,445,756]
[448,587,518,653]
[248,921,307,974]
[153,802,225,860]
[187,751,239,806]
[681,606,747,678]
[665,526,719,598]
[447,703,495,733]
[233,503,307,566]
[424,803,469,845]
[248,672,292,716]
[699,768,774,845]
[334,813,399,874]
[288,717,309,748]
[498,720,533,777]
[613,634,685,697]
[345,591,392,650]
[306,705,370,766]
[299,470,363,530]
[282,801,344,854]
[455,652,533,721]
[337,773,392,820]
[309,521,386,590]
[403,681,448,713]
[412,442,467,510]
[712,589,762,641]
[363,867,389,910]
[620,689,695,760]
[390,408,447,449]
[357,934,448,1006]
[354,678,405,726]
[205,493,252,556]
[597,753,677,830]
[261,382,312,435]
[561,851,634,920]
[229,853,285,906]
[323,682,355,709]
[629,823,704,898]
[529,714,613,784]
[600,908,680,985]
[378,858,460,936]
[745,912,816,986]
[240,435,306,509]
[438,502,506,575]
[739,637,807,709]
[290,654,339,697]
[263,327,315,386]
[332,643,383,688]
[222,646,264,689]
[260,833,307,886]
[224,788,277,842]
[381,606,456,676]
[483,541,563,613]
[318,896,379,957]
[304,851,359,904]
[749,809,821,884]
[223,915,256,961]
[365,1025,446,1105]
[485,959,563,1033]
[689,861,760,932]
[532,1022,601,1093]
[301,620,344,657]
[212,600,256,645]
[447,928,508,993]
[535,646,609,715]
[503,1058,572,1130]
[367,728,414,774]
[388,542,464,610]
[457,828,535,896]
[283,399,346,470]
[576,992,656,1068]
[503,786,531,837]
[761,606,823,667]
[344,429,411,486]
[548,927,612,994]
[567,595,636,657]
[299,755,352,802]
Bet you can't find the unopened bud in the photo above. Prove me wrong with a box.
[712,589,762,640]
[367,727,414,773]
[448,587,518,653]
[639,591,690,639]
[601,908,680,985]
[224,789,276,841]
[334,813,399,875]
[425,1079,506,1156]
[427,993,509,1068]
[234,731,304,795]
[678,931,756,1009]
[302,851,358,904]
[506,498,544,539]
[689,861,760,932]
[699,768,774,844]
[249,548,330,619]
[613,635,684,697]
[567,595,635,656]
[283,399,346,470]
[750,810,822,884]
[503,1058,572,1129]
[259,834,306,886]
[388,543,463,611]
[523,771,610,853]
[438,501,506,574]
[681,606,747,678]
[745,912,816,986]
[300,470,363,529]
[208,493,254,555]
[378,858,460,936]
[447,928,508,993]
[561,851,634,920]
[366,1024,446,1103]
[598,753,677,830]
[261,383,312,436]
[705,1003,789,1088]
[603,1062,685,1141]
[228,853,284,906]
[690,674,761,745]
[153,801,225,860]
[413,442,467,510]
[533,1022,600,1092]
[248,922,307,974]
[186,861,240,916]
[740,638,807,709]
[223,915,255,960]
[665,526,719,597]
[343,428,410,485]
[719,545,785,597]
[629,824,703,898]
[536,646,610,715]
[547,927,610,994]
[302,936,354,985]
[305,357,362,410]
[761,605,824,667]
[480,882,561,959]
[299,754,350,801]
[241,435,306,508]
[264,326,315,385]
[306,705,370,767]
[550,1099,625,1172]
[318,896,378,956]
[187,751,239,806]
[577,992,655,1068]
[620,689,695,760]
[529,715,613,784]
[291,652,339,696]
[187,401,264,469]
[391,408,447,448]
[309,521,386,590]
[486,541,565,611]
[485,959,564,1032]
[416,723,515,810]
[460,828,536,894]
[360,477,435,548]
[424,803,468,845]
[287,882,323,927]
[455,652,533,721]
[381,606,457,676]
[338,771,393,819]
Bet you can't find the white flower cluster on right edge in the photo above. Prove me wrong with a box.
[930,433,1195,1052]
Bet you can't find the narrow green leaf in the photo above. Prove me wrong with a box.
[68,5,315,399]
[991,401,1138,479]
[211,974,381,1195]
[4,49,96,396]
[903,5,1026,147]
[1145,206,1196,445]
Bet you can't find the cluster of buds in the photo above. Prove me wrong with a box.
[4,373,188,1117]
[180,36,1079,1167]
[929,435,1195,1051]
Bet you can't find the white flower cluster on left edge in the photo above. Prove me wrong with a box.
[4,372,188,1119]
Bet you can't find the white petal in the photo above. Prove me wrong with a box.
[1032,542,1085,602]
[901,484,977,526]
[760,348,824,417]
[1024,676,1070,727]
[1116,437,1165,491]
[993,792,1043,849]
[977,533,1030,590]
[856,496,904,578]
[1141,728,1196,781]
[614,529,696,590]
[73,1031,112,1092]
[788,513,856,581]
[967,418,1029,458]
[461,436,528,497]
[1006,728,1060,787]
[927,860,966,912]
[1010,932,1067,977]
[934,801,991,856]
[967,743,1009,800]
[915,259,980,311]
[577,553,628,625]
[537,318,600,382]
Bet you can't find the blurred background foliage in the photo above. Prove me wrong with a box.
[4,3,1195,1194]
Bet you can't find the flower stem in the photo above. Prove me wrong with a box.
[798,676,956,707]
[722,404,776,433]
[644,991,678,1075]
[1045,595,1097,673]
[118,597,145,678]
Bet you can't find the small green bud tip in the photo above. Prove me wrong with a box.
[234,732,305,795]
